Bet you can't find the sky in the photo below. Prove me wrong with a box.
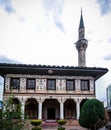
[0,0,111,105]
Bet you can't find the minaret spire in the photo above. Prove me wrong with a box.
[79,8,85,39]
[75,10,88,67]
[79,8,84,29]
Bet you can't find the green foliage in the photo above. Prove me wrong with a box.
[58,127,65,130]
[31,120,42,126]
[32,126,42,130]
[79,99,105,130]
[57,119,66,130]
[0,96,27,130]
[57,119,67,126]
[31,120,42,130]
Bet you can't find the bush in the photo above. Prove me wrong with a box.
[32,126,42,130]
[31,120,42,127]
[58,127,65,130]
[57,119,67,126]
[57,119,66,130]
[31,120,42,130]
[79,99,106,130]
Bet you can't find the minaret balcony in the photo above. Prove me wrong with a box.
[75,38,88,50]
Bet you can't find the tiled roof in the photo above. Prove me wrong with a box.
[0,63,108,80]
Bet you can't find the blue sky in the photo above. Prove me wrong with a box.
[0,0,111,105]
[97,0,111,15]
[0,0,15,14]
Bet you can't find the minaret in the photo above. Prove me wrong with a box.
[75,10,88,67]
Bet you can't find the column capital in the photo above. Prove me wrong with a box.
[57,97,66,103]
[18,96,27,104]
[36,96,45,103]
[75,98,83,104]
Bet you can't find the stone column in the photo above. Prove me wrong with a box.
[76,102,80,119]
[38,101,42,119]
[76,98,80,120]
[37,97,45,120]
[57,97,66,119]
[19,96,26,120]
[60,102,64,119]
[21,102,25,119]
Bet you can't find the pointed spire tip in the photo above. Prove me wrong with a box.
[81,7,82,14]
[79,8,84,29]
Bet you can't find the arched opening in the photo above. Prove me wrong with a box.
[10,98,20,119]
[25,98,38,119]
[64,99,76,119]
[80,99,88,111]
[43,99,59,120]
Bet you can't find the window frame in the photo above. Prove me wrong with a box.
[66,79,75,91]
[10,78,20,89]
[26,78,36,90]
[47,79,56,90]
[81,80,89,91]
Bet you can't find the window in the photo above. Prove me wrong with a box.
[27,78,36,89]
[66,80,75,90]
[10,78,20,89]
[47,79,56,90]
[81,80,89,91]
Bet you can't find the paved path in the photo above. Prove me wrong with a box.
[26,120,106,130]
[29,126,87,130]
[42,126,86,130]
[27,125,106,130]
[42,126,106,130]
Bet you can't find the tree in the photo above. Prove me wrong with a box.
[79,99,107,130]
[0,96,27,130]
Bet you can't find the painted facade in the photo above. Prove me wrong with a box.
[5,74,95,119]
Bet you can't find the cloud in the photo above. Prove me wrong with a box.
[0,55,21,63]
[42,0,65,32]
[18,16,25,22]
[103,53,111,60]
[55,20,64,32]
[0,0,15,14]
[96,0,111,15]
[108,38,111,42]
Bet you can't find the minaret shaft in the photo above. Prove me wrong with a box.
[78,48,86,67]
[75,10,88,67]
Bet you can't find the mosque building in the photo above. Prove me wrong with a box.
[0,11,108,120]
